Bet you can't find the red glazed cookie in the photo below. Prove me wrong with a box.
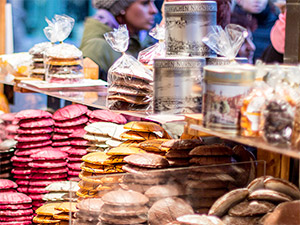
[18,118,54,128]
[0,192,32,204]
[15,109,52,120]
[0,179,18,189]
[53,104,88,121]
[30,150,68,160]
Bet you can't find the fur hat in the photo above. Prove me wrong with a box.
[93,0,136,16]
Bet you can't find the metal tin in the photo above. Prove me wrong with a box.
[202,65,256,134]
[206,57,248,65]
[154,57,206,114]
[164,1,217,57]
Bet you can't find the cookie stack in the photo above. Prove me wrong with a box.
[28,150,68,210]
[29,42,52,80]
[34,202,77,224]
[68,129,88,181]
[84,122,128,151]
[99,189,149,224]
[45,43,84,83]
[138,139,170,156]
[52,104,89,180]
[12,109,53,196]
[52,104,88,149]
[122,152,169,193]
[34,202,63,225]
[120,121,168,146]
[0,191,33,224]
[52,202,78,223]
[189,144,234,166]
[44,181,79,203]
[162,139,203,167]
[209,176,300,225]
[74,198,104,225]
[108,68,153,110]
[0,139,16,178]
[78,152,126,198]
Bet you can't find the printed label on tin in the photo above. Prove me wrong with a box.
[203,82,252,131]
[165,14,216,57]
[164,3,217,14]
[154,68,202,114]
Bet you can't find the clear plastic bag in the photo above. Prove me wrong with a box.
[43,15,84,84]
[261,85,295,146]
[240,82,272,137]
[138,24,165,70]
[202,24,248,61]
[104,25,153,111]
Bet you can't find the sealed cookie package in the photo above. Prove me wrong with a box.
[138,24,165,71]
[104,25,153,111]
[202,24,248,63]
[29,42,53,80]
[261,84,295,147]
[44,15,84,84]
[240,81,272,137]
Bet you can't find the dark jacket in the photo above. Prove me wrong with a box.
[80,16,153,81]
[233,4,278,63]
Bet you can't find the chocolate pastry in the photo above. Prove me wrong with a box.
[167,158,190,167]
[148,197,194,225]
[177,214,225,225]
[109,85,151,97]
[112,78,153,92]
[99,213,148,224]
[189,156,232,165]
[189,144,233,156]
[76,198,104,215]
[162,139,203,150]
[248,189,293,202]
[222,215,261,225]
[228,200,275,216]
[124,153,169,168]
[102,189,149,206]
[260,200,300,225]
[264,177,300,200]
[208,188,249,217]
[186,188,228,198]
[166,149,191,158]
[100,204,148,217]
[145,184,185,199]
[108,94,151,105]
[263,100,293,146]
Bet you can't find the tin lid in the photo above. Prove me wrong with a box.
[154,57,206,68]
[206,57,248,65]
[164,1,217,13]
[204,64,256,84]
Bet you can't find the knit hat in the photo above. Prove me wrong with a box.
[93,0,136,16]
[270,12,286,54]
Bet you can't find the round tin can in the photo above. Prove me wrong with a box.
[154,57,206,114]
[206,57,248,65]
[202,65,256,134]
[164,1,217,57]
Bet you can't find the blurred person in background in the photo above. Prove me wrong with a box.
[232,0,278,63]
[261,0,286,63]
[80,0,158,81]
[231,8,257,64]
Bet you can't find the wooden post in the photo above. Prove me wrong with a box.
[0,0,5,54]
